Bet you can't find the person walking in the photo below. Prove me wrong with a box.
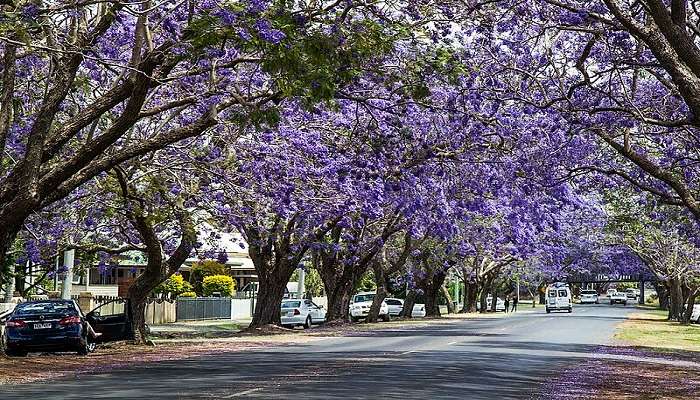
[511,296,518,313]
[504,296,510,313]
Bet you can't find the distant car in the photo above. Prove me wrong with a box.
[280,299,326,329]
[1,299,132,357]
[625,288,639,300]
[691,304,700,324]
[384,298,427,317]
[476,296,506,312]
[349,292,390,322]
[610,292,628,305]
[385,298,404,316]
[580,290,599,304]
[546,284,572,313]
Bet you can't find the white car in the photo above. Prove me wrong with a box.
[350,292,390,322]
[280,299,326,329]
[546,284,572,313]
[691,304,700,323]
[610,292,628,305]
[476,296,506,312]
[384,298,427,317]
[580,290,599,304]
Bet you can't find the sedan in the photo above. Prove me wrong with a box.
[384,298,427,317]
[2,300,93,356]
[280,299,326,329]
[692,304,700,324]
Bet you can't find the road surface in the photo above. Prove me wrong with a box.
[0,303,635,399]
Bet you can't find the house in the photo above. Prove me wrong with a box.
[64,231,258,297]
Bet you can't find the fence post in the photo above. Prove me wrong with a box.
[77,292,94,314]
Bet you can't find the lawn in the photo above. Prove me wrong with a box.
[615,309,700,352]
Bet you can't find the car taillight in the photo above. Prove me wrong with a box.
[6,320,26,328]
[59,316,81,326]
[293,309,300,315]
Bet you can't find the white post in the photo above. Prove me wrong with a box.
[61,249,75,300]
[3,264,14,303]
[297,268,306,299]
[516,276,520,302]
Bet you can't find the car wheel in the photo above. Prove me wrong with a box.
[381,314,391,322]
[546,308,551,314]
[4,346,27,357]
[568,308,572,313]
[351,316,360,323]
[304,316,312,329]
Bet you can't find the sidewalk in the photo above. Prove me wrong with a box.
[149,318,251,338]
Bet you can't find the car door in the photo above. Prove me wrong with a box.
[85,299,134,343]
[310,302,325,322]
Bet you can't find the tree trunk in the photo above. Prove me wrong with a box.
[367,263,387,323]
[250,273,290,327]
[442,285,455,314]
[656,282,670,310]
[323,280,354,322]
[317,257,369,322]
[422,271,446,318]
[682,290,698,324]
[465,281,478,313]
[668,278,684,321]
[401,289,416,318]
[128,294,147,343]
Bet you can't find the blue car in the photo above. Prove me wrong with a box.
[1,299,131,357]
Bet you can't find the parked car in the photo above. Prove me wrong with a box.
[385,298,404,316]
[476,295,506,312]
[579,290,599,304]
[610,292,628,305]
[1,299,132,357]
[606,288,618,298]
[280,299,326,329]
[691,304,700,324]
[349,292,390,322]
[546,284,572,313]
[384,298,427,317]
[625,288,640,300]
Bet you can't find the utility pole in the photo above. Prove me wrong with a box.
[3,264,14,303]
[61,249,76,300]
[297,268,306,299]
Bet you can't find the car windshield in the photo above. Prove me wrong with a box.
[281,301,301,308]
[14,301,77,316]
[354,294,375,303]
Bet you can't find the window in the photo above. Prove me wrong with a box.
[548,290,557,298]
[558,290,568,297]
[354,294,375,302]
[386,299,402,305]
[281,301,301,308]
[15,301,78,316]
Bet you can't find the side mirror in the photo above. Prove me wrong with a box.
[90,311,101,318]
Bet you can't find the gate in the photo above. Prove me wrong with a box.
[176,297,232,321]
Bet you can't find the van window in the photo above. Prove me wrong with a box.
[558,290,568,297]
[548,290,557,298]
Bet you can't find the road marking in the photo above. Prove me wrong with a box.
[400,350,417,355]
[223,388,263,398]
[447,341,459,345]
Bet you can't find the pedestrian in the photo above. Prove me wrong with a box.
[504,296,510,313]
[511,296,518,313]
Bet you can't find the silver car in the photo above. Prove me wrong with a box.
[280,299,326,329]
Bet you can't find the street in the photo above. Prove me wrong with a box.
[0,304,637,399]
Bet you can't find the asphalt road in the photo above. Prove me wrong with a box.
[0,303,636,399]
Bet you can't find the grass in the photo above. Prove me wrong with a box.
[615,309,700,353]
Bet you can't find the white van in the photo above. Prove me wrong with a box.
[546,284,572,313]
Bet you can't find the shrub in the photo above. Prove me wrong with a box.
[153,274,194,299]
[179,291,197,298]
[202,275,236,297]
[189,260,229,295]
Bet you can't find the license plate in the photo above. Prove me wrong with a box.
[34,323,52,329]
